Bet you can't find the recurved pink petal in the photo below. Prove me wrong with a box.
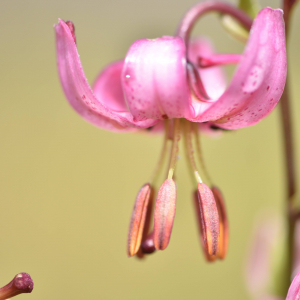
[245,214,282,297]
[55,19,157,132]
[286,270,300,300]
[93,60,130,113]
[191,8,286,129]
[154,179,176,250]
[122,37,194,121]
[188,38,226,100]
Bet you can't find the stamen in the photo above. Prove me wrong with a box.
[198,54,242,68]
[197,182,220,256]
[183,120,202,183]
[212,186,229,259]
[0,273,33,300]
[193,191,217,262]
[127,184,152,257]
[176,2,252,46]
[192,122,212,186]
[154,178,177,250]
[187,63,211,102]
[176,2,252,103]
[152,119,181,251]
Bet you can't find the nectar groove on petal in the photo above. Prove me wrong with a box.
[127,184,152,257]
[0,273,33,300]
[197,183,220,256]
[212,186,229,259]
[154,179,176,250]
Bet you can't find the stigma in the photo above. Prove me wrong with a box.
[127,119,228,262]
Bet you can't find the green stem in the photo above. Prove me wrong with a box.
[280,0,297,292]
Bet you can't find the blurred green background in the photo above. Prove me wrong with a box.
[0,0,299,299]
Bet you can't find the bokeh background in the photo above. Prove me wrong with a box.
[0,0,299,299]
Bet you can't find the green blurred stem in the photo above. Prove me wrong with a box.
[281,0,296,292]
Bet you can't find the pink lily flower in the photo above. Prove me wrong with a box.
[246,216,300,300]
[287,269,300,300]
[55,2,286,258]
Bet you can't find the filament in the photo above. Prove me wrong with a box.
[167,119,181,180]
[193,122,213,185]
[183,120,202,183]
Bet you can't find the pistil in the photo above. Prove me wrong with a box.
[176,1,253,103]
[167,119,181,180]
[0,273,33,300]
[176,1,252,46]
[198,54,242,68]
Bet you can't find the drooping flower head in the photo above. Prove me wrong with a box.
[55,1,286,260]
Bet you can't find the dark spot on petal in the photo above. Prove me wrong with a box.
[267,86,270,91]
[162,114,168,120]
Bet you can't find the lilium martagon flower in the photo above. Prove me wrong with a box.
[0,273,33,300]
[55,1,286,260]
[246,216,300,300]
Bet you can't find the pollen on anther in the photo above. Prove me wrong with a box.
[127,184,152,257]
[197,183,220,256]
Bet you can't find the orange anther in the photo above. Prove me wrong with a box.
[154,179,176,250]
[127,184,152,257]
[197,183,220,256]
[212,186,229,259]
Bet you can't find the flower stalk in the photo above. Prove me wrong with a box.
[280,0,298,292]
